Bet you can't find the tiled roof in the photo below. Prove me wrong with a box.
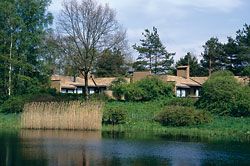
[51,75,130,89]
[159,75,201,88]
[190,77,208,85]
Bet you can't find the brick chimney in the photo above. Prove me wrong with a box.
[177,66,190,79]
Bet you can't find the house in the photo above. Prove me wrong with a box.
[51,66,249,97]
[132,66,249,98]
[51,75,128,94]
[132,66,203,97]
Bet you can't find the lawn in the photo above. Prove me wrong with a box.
[102,101,250,141]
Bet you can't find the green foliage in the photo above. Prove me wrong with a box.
[103,107,127,125]
[241,66,250,76]
[154,106,212,127]
[201,37,224,76]
[201,24,250,76]
[175,52,206,76]
[120,77,174,101]
[0,96,27,113]
[111,77,128,100]
[0,0,53,99]
[163,97,197,107]
[0,89,87,113]
[95,49,127,77]
[196,71,250,116]
[133,27,174,74]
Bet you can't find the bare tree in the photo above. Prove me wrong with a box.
[57,0,126,98]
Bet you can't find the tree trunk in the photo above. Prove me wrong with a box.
[84,72,89,100]
[149,54,152,72]
[209,58,212,77]
[8,32,13,96]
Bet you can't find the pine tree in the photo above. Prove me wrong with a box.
[176,52,206,76]
[200,37,224,76]
[133,27,174,74]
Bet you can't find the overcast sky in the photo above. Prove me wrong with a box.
[49,0,250,62]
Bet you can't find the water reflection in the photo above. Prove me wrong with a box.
[0,130,249,166]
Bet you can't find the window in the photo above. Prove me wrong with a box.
[67,89,74,93]
[77,88,83,94]
[89,88,95,94]
[195,89,199,97]
[176,88,187,97]
[61,89,66,93]
[177,89,181,97]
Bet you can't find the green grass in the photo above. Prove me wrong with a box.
[0,100,250,141]
[0,113,20,131]
[102,101,250,142]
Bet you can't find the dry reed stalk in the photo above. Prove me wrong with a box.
[21,101,103,130]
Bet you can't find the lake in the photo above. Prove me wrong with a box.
[0,130,249,166]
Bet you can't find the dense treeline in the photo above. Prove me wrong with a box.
[0,0,53,104]
[133,25,250,77]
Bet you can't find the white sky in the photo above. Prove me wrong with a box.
[49,0,250,62]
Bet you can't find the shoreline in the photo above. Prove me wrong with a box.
[1,113,249,142]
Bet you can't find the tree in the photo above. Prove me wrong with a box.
[175,52,206,76]
[235,24,250,75]
[0,0,53,99]
[222,37,241,75]
[196,71,250,117]
[133,27,174,74]
[95,49,127,77]
[200,37,224,76]
[57,0,126,98]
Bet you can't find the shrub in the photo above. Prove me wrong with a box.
[196,70,250,117]
[0,95,28,113]
[123,76,174,101]
[103,107,127,125]
[0,90,86,113]
[111,77,128,100]
[154,106,212,127]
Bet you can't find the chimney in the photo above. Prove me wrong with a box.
[177,66,190,79]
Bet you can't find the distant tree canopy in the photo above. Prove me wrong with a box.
[133,27,174,74]
[200,24,250,76]
[175,52,206,77]
[0,0,53,102]
[95,49,127,77]
[200,37,224,76]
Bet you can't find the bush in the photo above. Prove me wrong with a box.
[0,90,86,113]
[196,70,250,117]
[0,96,28,113]
[154,106,212,127]
[120,76,174,101]
[103,107,127,125]
[111,77,128,100]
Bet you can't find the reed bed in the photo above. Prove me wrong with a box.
[21,101,103,130]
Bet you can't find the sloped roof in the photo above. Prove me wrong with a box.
[51,75,129,89]
[190,77,208,85]
[235,76,250,85]
[159,75,201,88]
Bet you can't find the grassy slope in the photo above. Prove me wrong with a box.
[0,113,20,131]
[103,101,250,141]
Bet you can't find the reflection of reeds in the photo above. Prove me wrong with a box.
[21,101,103,130]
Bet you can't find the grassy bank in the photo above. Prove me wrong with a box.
[0,113,20,131]
[102,101,250,141]
[0,100,250,141]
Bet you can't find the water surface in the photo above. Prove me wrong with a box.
[0,130,249,166]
